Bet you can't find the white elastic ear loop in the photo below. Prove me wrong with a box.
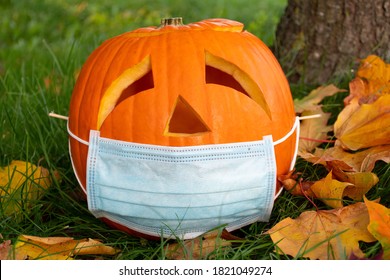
[272,117,299,198]
[67,140,87,194]
[287,114,320,170]
[64,122,89,194]
[272,114,321,198]
[66,122,90,194]
[49,113,90,193]
[273,117,300,146]
[66,122,89,146]
[48,112,90,146]
[272,114,321,165]
[288,117,300,171]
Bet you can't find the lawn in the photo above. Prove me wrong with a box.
[1,0,388,260]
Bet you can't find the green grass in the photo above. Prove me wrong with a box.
[0,0,388,260]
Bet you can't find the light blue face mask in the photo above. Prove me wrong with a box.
[68,117,300,239]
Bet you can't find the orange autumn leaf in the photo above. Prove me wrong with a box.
[278,170,315,197]
[268,202,376,259]
[334,94,390,150]
[334,55,390,150]
[364,197,390,259]
[11,235,119,260]
[344,55,390,105]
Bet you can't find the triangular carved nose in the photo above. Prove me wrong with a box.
[165,95,210,136]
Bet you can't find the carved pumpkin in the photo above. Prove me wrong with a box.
[68,18,296,236]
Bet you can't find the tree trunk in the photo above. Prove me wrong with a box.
[274,0,390,85]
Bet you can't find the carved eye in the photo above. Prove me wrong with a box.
[204,51,271,119]
[97,56,153,129]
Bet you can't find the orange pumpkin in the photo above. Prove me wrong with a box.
[68,18,296,236]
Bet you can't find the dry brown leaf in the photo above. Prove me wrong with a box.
[165,229,235,260]
[294,84,345,113]
[280,168,377,208]
[298,108,332,155]
[268,202,376,259]
[279,171,305,197]
[278,170,317,197]
[10,235,119,260]
[334,95,390,150]
[303,145,390,172]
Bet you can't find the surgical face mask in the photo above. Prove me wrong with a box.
[68,117,300,239]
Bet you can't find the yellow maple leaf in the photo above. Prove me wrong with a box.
[0,160,53,221]
[268,202,376,259]
[10,235,119,260]
[334,55,390,151]
[364,197,390,259]
[334,95,390,150]
[310,171,351,209]
[331,169,379,201]
[345,55,390,105]
[280,170,377,208]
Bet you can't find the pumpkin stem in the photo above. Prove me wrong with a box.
[160,17,183,27]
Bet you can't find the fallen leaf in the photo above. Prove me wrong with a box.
[279,174,316,198]
[0,161,53,221]
[334,95,390,150]
[357,55,390,82]
[303,145,390,172]
[11,235,119,260]
[349,250,384,260]
[298,108,332,155]
[0,235,12,260]
[165,229,235,260]
[331,169,379,201]
[294,84,345,113]
[268,202,376,259]
[310,171,351,209]
[279,168,377,208]
[278,170,313,197]
[345,55,390,105]
[364,197,390,259]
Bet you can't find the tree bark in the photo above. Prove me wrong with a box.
[274,0,390,85]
